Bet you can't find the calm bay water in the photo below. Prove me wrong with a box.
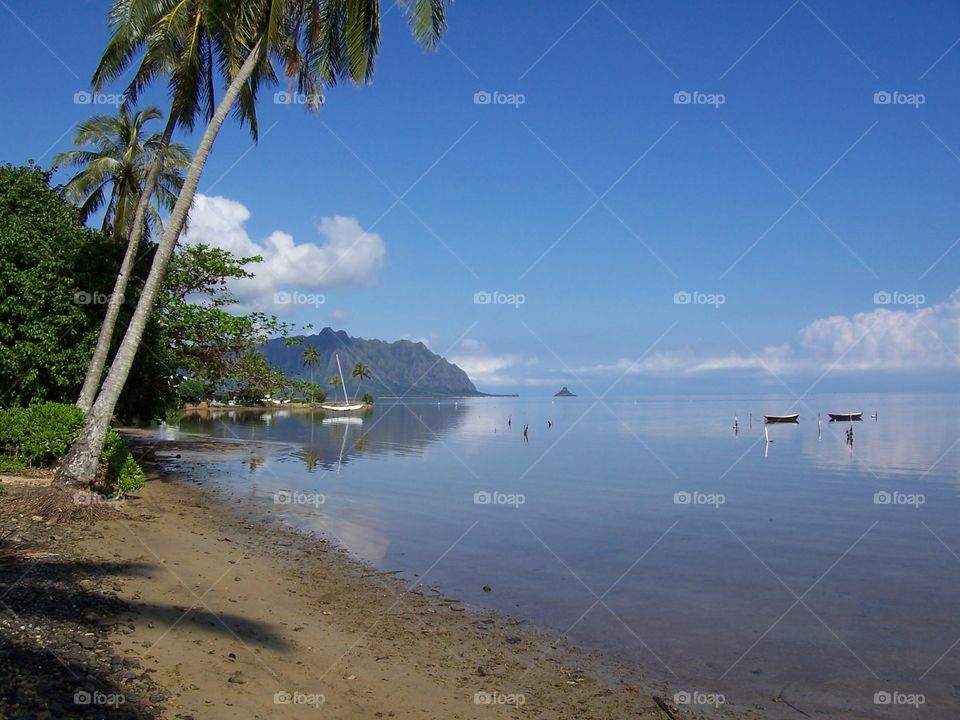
[161,393,960,718]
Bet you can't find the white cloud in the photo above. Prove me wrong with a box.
[183,194,385,308]
[581,290,960,378]
[401,332,438,348]
[449,339,527,387]
[447,341,556,388]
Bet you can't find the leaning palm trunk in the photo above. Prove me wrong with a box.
[56,41,263,486]
[75,114,177,411]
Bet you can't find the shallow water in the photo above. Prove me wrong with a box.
[163,393,960,718]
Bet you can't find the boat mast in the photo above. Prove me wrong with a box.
[335,354,349,403]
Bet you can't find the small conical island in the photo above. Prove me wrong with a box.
[554,386,576,397]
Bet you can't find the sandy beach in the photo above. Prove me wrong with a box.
[1,433,761,720]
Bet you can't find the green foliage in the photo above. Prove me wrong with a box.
[362,393,374,405]
[177,377,210,404]
[292,380,325,403]
[0,165,276,420]
[231,351,286,404]
[101,431,145,497]
[53,106,189,241]
[0,456,26,474]
[302,345,321,368]
[0,402,86,466]
[0,402,144,496]
[0,164,171,419]
[0,164,114,406]
[160,244,296,400]
[0,483,6,497]
[351,362,372,400]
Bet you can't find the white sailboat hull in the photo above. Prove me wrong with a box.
[320,403,365,412]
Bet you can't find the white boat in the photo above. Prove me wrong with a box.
[321,402,365,411]
[320,354,365,412]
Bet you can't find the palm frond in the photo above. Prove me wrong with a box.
[397,0,447,49]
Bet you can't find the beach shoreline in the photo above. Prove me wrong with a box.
[2,431,760,719]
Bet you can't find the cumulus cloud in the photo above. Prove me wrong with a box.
[583,291,960,378]
[183,194,385,308]
[449,338,528,387]
[448,341,557,388]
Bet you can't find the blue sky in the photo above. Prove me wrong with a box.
[2,0,959,394]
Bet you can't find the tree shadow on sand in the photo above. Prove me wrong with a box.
[0,553,289,718]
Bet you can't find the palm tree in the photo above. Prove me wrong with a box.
[351,361,371,401]
[59,106,191,411]
[56,0,451,487]
[302,344,321,401]
[73,0,275,412]
[328,373,342,390]
[54,106,189,242]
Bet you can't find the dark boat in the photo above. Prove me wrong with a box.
[764,414,799,424]
[828,412,863,422]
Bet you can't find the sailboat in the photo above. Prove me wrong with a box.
[320,354,365,411]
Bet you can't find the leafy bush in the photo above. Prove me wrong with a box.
[101,431,145,497]
[362,393,374,405]
[307,384,326,403]
[0,402,145,497]
[0,456,28,474]
[0,402,86,465]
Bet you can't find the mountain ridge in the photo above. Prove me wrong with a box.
[260,328,484,398]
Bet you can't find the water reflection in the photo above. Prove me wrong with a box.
[164,394,960,719]
[797,396,960,481]
[176,401,470,472]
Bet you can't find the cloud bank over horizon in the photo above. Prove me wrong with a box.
[460,291,960,390]
[622,289,960,378]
